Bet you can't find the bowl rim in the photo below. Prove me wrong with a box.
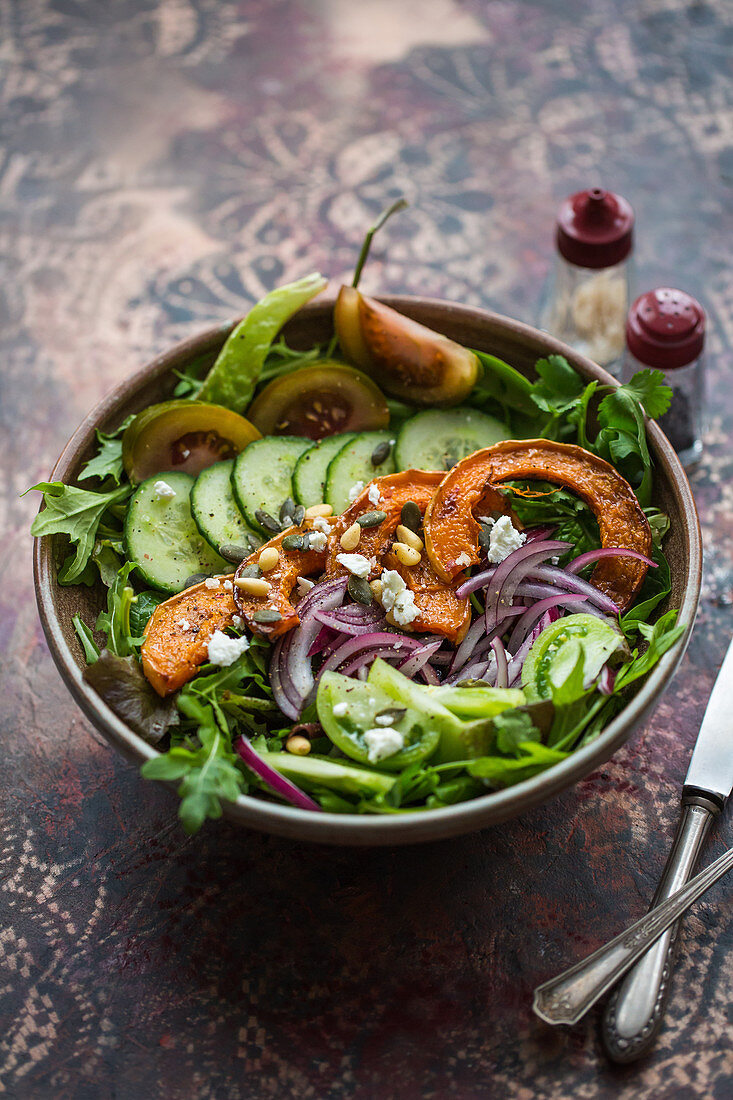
[33,296,702,845]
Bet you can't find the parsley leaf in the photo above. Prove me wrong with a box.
[28,481,131,584]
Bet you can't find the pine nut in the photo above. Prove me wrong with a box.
[393,542,421,567]
[233,576,272,597]
[396,524,423,552]
[340,522,361,551]
[370,579,384,601]
[286,735,311,756]
[305,503,333,519]
[258,546,280,572]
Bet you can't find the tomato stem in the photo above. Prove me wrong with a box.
[351,197,409,289]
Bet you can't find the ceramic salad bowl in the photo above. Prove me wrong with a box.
[33,298,702,845]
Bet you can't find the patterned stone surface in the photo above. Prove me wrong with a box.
[2,0,732,1096]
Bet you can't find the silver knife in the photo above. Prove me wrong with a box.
[601,635,733,1062]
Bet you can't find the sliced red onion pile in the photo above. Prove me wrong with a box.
[269,533,638,718]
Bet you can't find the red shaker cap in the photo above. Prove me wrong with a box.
[556,188,634,269]
[626,288,705,370]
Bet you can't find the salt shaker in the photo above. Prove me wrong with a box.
[623,287,706,467]
[540,187,634,376]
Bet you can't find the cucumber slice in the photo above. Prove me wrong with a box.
[231,436,313,534]
[394,408,511,471]
[324,430,396,514]
[190,460,262,556]
[292,432,357,508]
[124,472,228,593]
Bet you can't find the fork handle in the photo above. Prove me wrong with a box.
[601,792,719,1062]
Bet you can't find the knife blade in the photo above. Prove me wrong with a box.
[601,634,733,1062]
[683,635,733,801]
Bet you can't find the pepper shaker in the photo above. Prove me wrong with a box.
[623,288,706,467]
[539,187,634,377]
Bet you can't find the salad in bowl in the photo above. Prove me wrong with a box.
[30,206,691,837]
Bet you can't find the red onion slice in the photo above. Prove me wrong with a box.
[318,631,427,679]
[506,593,588,653]
[314,609,388,636]
[566,547,657,574]
[527,565,619,614]
[397,639,443,681]
[235,735,321,812]
[491,637,508,689]
[484,540,573,632]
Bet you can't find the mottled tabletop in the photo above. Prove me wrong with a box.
[3,1,733,1097]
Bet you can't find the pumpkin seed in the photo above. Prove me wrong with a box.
[219,542,250,563]
[251,608,283,623]
[400,500,422,532]
[370,440,391,466]
[282,532,306,551]
[255,509,282,533]
[279,497,295,524]
[357,510,387,528]
[347,575,373,605]
[293,504,306,526]
[478,524,492,550]
[184,572,208,588]
[240,563,262,578]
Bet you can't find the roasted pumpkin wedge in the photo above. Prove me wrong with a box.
[424,439,652,612]
[233,521,333,639]
[141,575,237,696]
[326,470,470,643]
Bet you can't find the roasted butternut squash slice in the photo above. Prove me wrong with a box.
[424,440,652,612]
[233,521,332,640]
[142,575,237,696]
[326,470,471,643]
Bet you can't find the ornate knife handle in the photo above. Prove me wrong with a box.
[601,793,719,1062]
[533,833,733,1028]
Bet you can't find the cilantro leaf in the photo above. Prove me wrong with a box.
[617,369,672,420]
[142,706,245,833]
[28,481,131,584]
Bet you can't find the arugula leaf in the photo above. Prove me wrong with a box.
[73,614,100,664]
[645,507,671,548]
[95,562,143,657]
[78,415,134,484]
[613,610,685,692]
[129,590,166,638]
[467,742,568,787]
[621,547,672,634]
[28,481,131,584]
[84,650,179,744]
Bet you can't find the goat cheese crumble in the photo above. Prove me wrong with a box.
[296,576,315,597]
[206,630,250,666]
[455,551,472,568]
[363,727,405,763]
[204,577,220,589]
[153,480,176,500]
[374,713,395,727]
[486,516,526,564]
[176,618,191,631]
[332,701,348,717]
[336,552,371,578]
[348,480,365,501]
[312,516,331,534]
[308,532,327,552]
[378,569,420,626]
[367,483,383,506]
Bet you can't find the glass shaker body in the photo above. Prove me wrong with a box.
[540,255,632,377]
[622,350,704,467]
[539,187,635,378]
